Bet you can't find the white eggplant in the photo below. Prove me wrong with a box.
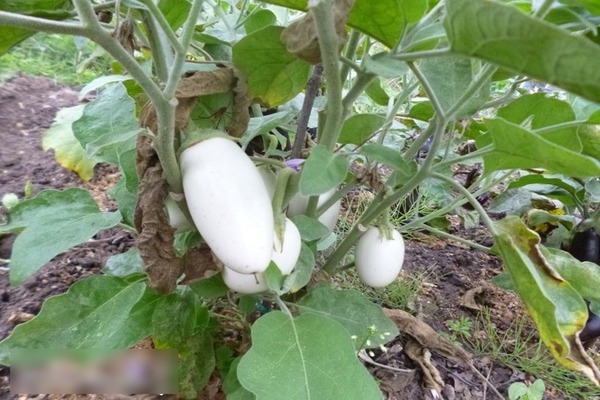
[355,226,405,288]
[287,188,341,233]
[180,137,274,274]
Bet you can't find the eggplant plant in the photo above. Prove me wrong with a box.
[2,0,600,397]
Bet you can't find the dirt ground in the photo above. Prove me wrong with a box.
[0,75,597,399]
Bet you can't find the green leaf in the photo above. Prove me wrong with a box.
[363,52,408,78]
[285,243,316,293]
[338,114,385,146]
[233,25,311,107]
[72,83,139,165]
[1,188,121,285]
[298,285,399,350]
[419,55,490,118]
[108,177,136,228]
[300,146,349,196]
[558,0,600,15]
[42,105,97,181]
[543,247,600,314]
[445,0,600,103]
[493,216,599,383]
[244,9,277,34]
[152,291,198,349]
[179,331,215,399]
[241,110,294,149]
[103,247,144,276]
[290,215,329,242]
[158,0,191,30]
[364,78,389,106]
[190,273,229,298]
[0,276,150,365]
[224,358,255,400]
[361,144,415,177]
[237,311,383,400]
[497,94,580,151]
[264,262,284,292]
[0,0,73,55]
[408,101,434,122]
[478,118,600,178]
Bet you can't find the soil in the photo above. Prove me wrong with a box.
[0,75,597,400]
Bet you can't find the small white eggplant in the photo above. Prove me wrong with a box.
[355,226,405,288]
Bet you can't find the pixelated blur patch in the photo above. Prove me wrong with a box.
[10,349,177,394]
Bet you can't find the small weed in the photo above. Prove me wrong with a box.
[446,316,473,340]
[333,267,431,312]
[508,379,545,400]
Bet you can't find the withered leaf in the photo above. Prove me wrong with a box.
[383,308,471,365]
[139,67,250,138]
[281,0,355,64]
[179,244,222,285]
[134,135,183,294]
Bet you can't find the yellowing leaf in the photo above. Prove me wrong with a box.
[494,216,600,384]
[42,105,96,181]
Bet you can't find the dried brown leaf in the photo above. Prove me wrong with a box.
[281,0,355,64]
[134,136,183,294]
[404,338,444,393]
[383,308,472,365]
[179,244,221,285]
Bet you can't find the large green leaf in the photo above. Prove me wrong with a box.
[103,247,144,276]
[237,311,383,400]
[0,0,73,55]
[477,117,600,178]
[0,276,153,365]
[0,188,121,285]
[338,114,385,146]
[232,25,311,107]
[419,54,490,118]
[445,0,600,103]
[42,105,97,181]
[299,145,349,196]
[72,83,139,165]
[262,0,427,47]
[494,216,600,384]
[497,94,581,151]
[297,285,399,350]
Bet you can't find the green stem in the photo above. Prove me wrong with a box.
[0,11,88,36]
[391,48,451,62]
[377,80,419,145]
[533,120,589,135]
[311,0,344,151]
[444,65,497,121]
[317,180,357,216]
[431,146,494,171]
[407,61,445,118]
[272,168,293,216]
[142,0,186,55]
[341,72,377,117]
[419,225,491,253]
[250,156,288,170]
[533,0,555,17]
[340,29,361,84]
[163,0,203,97]
[430,172,498,236]
[141,9,171,83]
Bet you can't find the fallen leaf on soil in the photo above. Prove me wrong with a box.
[459,284,494,311]
[7,312,34,324]
[383,308,473,394]
[404,338,444,394]
[383,308,472,365]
